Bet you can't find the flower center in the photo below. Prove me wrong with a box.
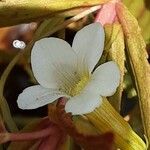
[68,76,89,96]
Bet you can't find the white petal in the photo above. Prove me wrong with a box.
[65,90,102,115]
[72,23,104,75]
[17,85,69,109]
[87,61,120,96]
[31,38,78,89]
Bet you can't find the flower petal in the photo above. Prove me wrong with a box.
[87,61,120,96]
[65,90,102,115]
[31,38,78,89]
[17,85,69,109]
[72,23,104,75]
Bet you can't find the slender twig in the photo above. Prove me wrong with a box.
[0,52,22,132]
[0,42,34,132]
[0,125,57,144]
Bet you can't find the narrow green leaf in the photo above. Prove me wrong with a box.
[123,0,150,44]
[116,2,150,143]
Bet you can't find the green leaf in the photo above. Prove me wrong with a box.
[123,0,150,44]
[116,2,150,143]
[0,0,110,27]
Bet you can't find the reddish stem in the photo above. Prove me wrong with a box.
[9,127,54,141]
[57,97,67,106]
[0,125,58,144]
[0,116,7,132]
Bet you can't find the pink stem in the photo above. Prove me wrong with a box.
[9,127,53,141]
[0,120,7,132]
[1,125,58,143]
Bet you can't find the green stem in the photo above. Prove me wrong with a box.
[0,40,34,132]
[0,52,22,132]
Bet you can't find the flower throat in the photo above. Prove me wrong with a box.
[67,76,89,96]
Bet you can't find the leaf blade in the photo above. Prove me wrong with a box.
[0,0,110,27]
[116,2,150,142]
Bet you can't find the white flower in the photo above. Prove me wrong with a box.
[17,23,120,115]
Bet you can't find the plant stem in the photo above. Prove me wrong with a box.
[0,125,57,144]
[0,52,22,132]
[0,41,34,132]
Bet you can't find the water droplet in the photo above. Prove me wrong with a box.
[13,40,26,49]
